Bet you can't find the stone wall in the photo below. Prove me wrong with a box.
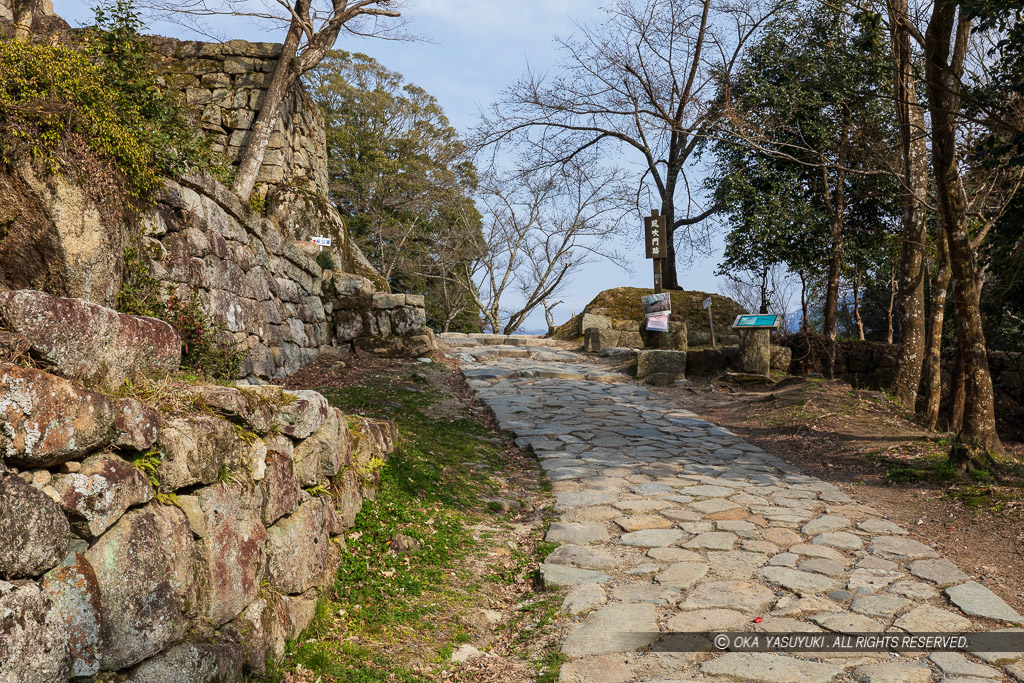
[780,334,1024,419]
[0,33,436,380]
[141,174,434,379]
[150,36,328,195]
[578,312,740,353]
[0,290,396,681]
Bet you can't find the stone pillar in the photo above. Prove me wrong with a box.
[737,328,771,376]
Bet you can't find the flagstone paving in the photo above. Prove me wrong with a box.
[443,333,1024,683]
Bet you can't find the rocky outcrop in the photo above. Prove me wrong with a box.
[0,364,116,467]
[0,289,180,392]
[0,474,70,578]
[0,363,396,681]
[0,161,127,308]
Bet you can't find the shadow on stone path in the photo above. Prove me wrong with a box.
[443,333,1024,683]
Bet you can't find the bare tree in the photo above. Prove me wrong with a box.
[543,299,564,333]
[475,0,779,290]
[460,159,631,335]
[142,0,404,201]
[720,264,798,319]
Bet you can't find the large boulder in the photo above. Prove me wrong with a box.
[50,453,154,539]
[40,553,103,679]
[636,350,687,380]
[641,322,688,351]
[223,594,289,676]
[260,451,301,526]
[0,289,180,392]
[580,313,611,332]
[0,474,69,578]
[156,415,253,492]
[0,162,127,308]
[84,504,199,671]
[770,345,793,373]
[189,484,266,626]
[189,385,278,434]
[583,327,621,353]
[275,389,331,440]
[125,641,243,683]
[264,497,342,595]
[352,333,436,358]
[113,398,161,450]
[0,363,116,467]
[0,580,72,682]
[293,406,348,486]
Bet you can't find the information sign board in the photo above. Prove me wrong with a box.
[731,314,783,329]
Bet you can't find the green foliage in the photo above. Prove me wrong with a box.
[0,1,218,203]
[247,188,267,215]
[162,292,245,379]
[981,190,1024,352]
[116,245,164,317]
[307,51,483,331]
[962,0,1024,164]
[705,3,901,331]
[266,367,518,679]
[88,0,221,183]
[316,249,336,271]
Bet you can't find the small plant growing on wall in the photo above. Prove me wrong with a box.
[163,292,246,379]
[316,249,335,271]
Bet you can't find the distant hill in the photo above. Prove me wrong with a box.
[551,287,746,341]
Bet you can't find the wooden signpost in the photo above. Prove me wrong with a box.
[644,210,667,293]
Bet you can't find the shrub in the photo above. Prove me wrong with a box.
[0,0,220,203]
[316,249,336,271]
[163,292,246,379]
[116,245,164,317]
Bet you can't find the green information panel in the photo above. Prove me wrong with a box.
[731,314,783,329]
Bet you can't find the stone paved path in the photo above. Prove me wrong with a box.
[443,333,1024,683]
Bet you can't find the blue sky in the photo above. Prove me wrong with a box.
[57,0,727,331]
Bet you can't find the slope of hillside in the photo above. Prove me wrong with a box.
[552,287,746,341]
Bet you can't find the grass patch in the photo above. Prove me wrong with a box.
[264,364,522,680]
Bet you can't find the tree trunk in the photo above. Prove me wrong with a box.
[886,260,896,344]
[889,0,931,411]
[800,271,809,333]
[948,342,966,433]
[11,0,35,41]
[759,266,770,314]
[231,2,306,202]
[823,225,842,341]
[921,226,951,429]
[662,195,680,290]
[925,4,1004,463]
[853,264,865,341]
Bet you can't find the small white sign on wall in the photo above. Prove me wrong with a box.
[310,236,332,247]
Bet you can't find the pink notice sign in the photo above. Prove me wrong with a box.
[646,313,669,332]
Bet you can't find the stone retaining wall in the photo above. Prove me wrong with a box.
[150,36,328,195]
[142,174,434,380]
[0,291,396,681]
[780,334,1024,418]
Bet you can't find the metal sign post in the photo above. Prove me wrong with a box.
[644,210,667,294]
[703,296,715,347]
